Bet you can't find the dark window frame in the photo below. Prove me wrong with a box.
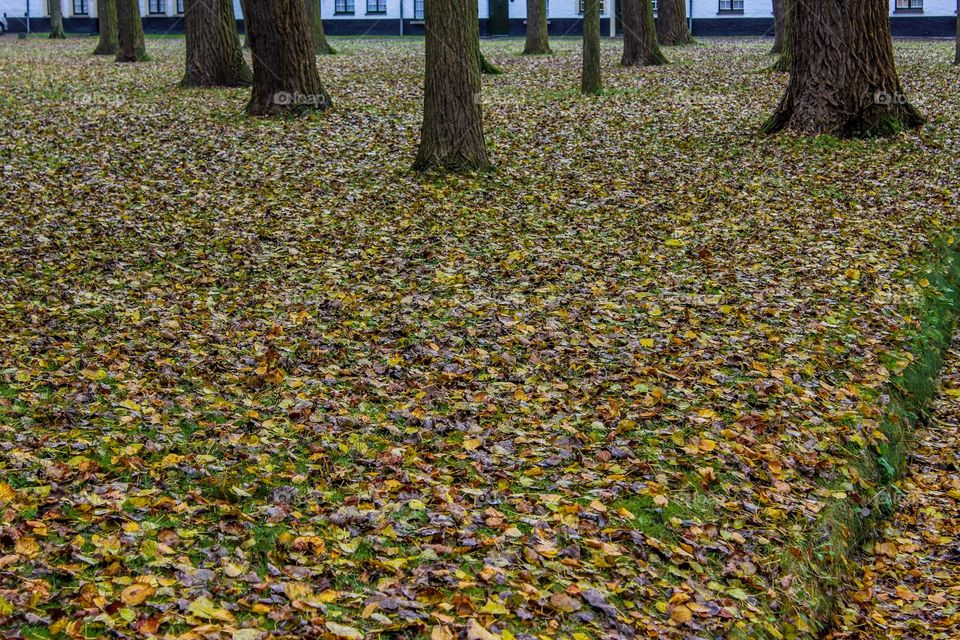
[335,0,355,13]
[718,0,744,12]
[366,0,386,13]
[577,0,606,14]
[894,0,923,11]
[148,0,166,14]
[73,0,89,15]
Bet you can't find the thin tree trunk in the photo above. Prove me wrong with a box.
[183,0,252,87]
[245,0,330,115]
[580,0,601,94]
[49,0,66,38]
[413,0,489,171]
[115,0,147,62]
[93,0,119,54]
[304,0,336,54]
[762,0,924,137]
[770,0,790,71]
[621,0,666,66]
[523,0,550,54]
[771,0,784,54]
[955,0,959,65]
[656,0,693,46]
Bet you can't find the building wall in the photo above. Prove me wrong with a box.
[1,0,956,36]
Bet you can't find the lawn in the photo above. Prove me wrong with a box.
[0,35,959,640]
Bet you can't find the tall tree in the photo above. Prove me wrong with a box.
[656,0,693,46]
[523,0,550,55]
[182,0,252,87]
[621,0,666,66]
[93,0,119,55]
[304,0,336,54]
[580,0,601,94]
[245,0,331,115]
[413,0,489,171]
[115,0,147,62]
[49,0,66,38]
[771,0,785,54]
[770,0,790,71]
[762,0,923,137]
[955,0,959,65]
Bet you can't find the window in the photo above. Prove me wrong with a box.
[718,0,743,11]
[577,0,606,13]
[335,0,354,13]
[148,0,165,14]
[895,0,922,9]
[414,0,423,18]
[366,0,386,12]
[176,0,184,14]
[73,0,88,14]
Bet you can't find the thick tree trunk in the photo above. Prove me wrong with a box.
[93,0,119,54]
[580,0,601,94]
[479,50,502,74]
[762,0,924,137]
[115,0,147,62]
[183,0,252,87]
[304,0,336,54]
[656,0,693,46]
[246,0,330,115]
[523,0,550,54]
[621,0,666,66]
[413,0,489,171]
[49,0,66,38]
[771,0,785,54]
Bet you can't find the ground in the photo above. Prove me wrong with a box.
[0,35,959,640]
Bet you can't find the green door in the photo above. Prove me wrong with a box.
[488,0,509,35]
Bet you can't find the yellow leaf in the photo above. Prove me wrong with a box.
[187,596,235,622]
[478,598,509,614]
[640,338,655,348]
[670,603,693,624]
[325,621,363,639]
[466,619,500,640]
[463,438,482,451]
[120,583,155,606]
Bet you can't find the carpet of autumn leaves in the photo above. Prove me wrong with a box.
[1,34,960,640]
[829,338,960,640]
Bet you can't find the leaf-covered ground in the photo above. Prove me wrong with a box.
[829,340,960,639]
[0,35,959,640]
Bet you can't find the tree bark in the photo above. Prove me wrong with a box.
[49,0,66,38]
[479,50,502,74]
[240,0,253,48]
[115,0,147,62]
[523,0,550,54]
[93,0,119,54]
[246,0,331,115]
[955,0,959,65]
[771,0,785,54]
[770,0,790,71]
[413,0,490,171]
[762,0,924,137]
[580,0,601,94]
[304,0,336,54]
[182,0,252,87]
[621,0,666,66]
[656,0,693,46]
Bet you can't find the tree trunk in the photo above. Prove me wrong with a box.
[621,0,666,66]
[771,0,785,54]
[770,0,790,71]
[580,0,601,94]
[240,0,253,49]
[245,0,331,115]
[182,0,252,87]
[93,0,119,54]
[656,0,693,46]
[304,0,336,54]
[49,0,66,38]
[413,0,490,172]
[479,50,502,74]
[115,0,147,62]
[523,0,550,54]
[955,0,959,65]
[762,0,924,137]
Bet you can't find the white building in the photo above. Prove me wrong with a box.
[0,0,955,38]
